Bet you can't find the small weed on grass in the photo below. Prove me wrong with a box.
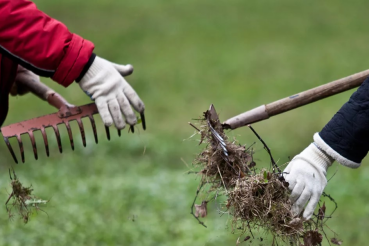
[6,168,48,224]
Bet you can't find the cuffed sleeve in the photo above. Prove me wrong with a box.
[0,0,94,87]
[317,76,369,167]
[51,34,94,87]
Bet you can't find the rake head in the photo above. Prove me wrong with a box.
[1,92,146,164]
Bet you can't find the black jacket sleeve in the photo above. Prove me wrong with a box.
[318,76,369,165]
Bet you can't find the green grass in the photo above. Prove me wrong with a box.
[1,0,369,245]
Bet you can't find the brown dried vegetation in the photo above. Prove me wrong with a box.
[6,169,48,224]
[189,106,340,245]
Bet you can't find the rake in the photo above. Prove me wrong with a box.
[1,78,146,164]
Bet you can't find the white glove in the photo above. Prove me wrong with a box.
[283,143,334,220]
[79,56,145,130]
[10,65,39,96]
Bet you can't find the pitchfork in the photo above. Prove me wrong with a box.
[1,78,146,164]
[223,68,369,129]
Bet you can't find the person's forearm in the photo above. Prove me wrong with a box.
[315,76,369,168]
[0,0,94,87]
[283,77,369,219]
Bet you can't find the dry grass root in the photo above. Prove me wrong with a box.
[188,106,341,245]
[6,168,48,224]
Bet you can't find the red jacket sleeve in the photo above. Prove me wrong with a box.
[0,0,94,87]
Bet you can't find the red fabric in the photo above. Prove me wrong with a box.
[0,0,94,87]
[0,0,95,126]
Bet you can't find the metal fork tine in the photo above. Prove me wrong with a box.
[4,137,18,164]
[16,134,25,163]
[40,128,49,157]
[88,115,98,144]
[76,119,86,147]
[64,121,74,150]
[105,126,111,140]
[208,122,229,158]
[140,112,146,130]
[118,129,121,137]
[52,125,63,153]
[28,131,38,160]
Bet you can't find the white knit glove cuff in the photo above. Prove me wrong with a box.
[313,133,360,168]
[293,143,334,174]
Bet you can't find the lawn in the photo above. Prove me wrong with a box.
[1,0,369,245]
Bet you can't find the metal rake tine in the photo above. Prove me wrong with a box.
[16,134,25,163]
[28,131,38,160]
[3,137,18,164]
[64,121,74,150]
[76,119,86,147]
[52,125,63,153]
[140,112,146,130]
[40,128,49,157]
[105,126,111,141]
[88,115,98,144]
[209,124,225,144]
[212,128,227,147]
[208,123,229,157]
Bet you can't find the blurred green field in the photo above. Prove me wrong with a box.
[1,0,369,245]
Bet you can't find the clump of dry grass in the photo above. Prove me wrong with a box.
[228,171,304,241]
[6,169,48,224]
[189,105,339,245]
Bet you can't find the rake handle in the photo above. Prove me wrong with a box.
[16,74,72,110]
[224,68,369,129]
[266,69,369,116]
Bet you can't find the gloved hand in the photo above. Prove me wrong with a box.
[78,56,145,130]
[10,65,39,96]
[283,143,334,220]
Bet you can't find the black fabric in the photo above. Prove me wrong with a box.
[0,55,17,127]
[320,76,369,163]
[75,53,96,82]
[0,45,55,78]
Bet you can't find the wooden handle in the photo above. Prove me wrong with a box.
[15,76,73,110]
[223,68,369,130]
[15,73,52,101]
[265,69,369,117]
